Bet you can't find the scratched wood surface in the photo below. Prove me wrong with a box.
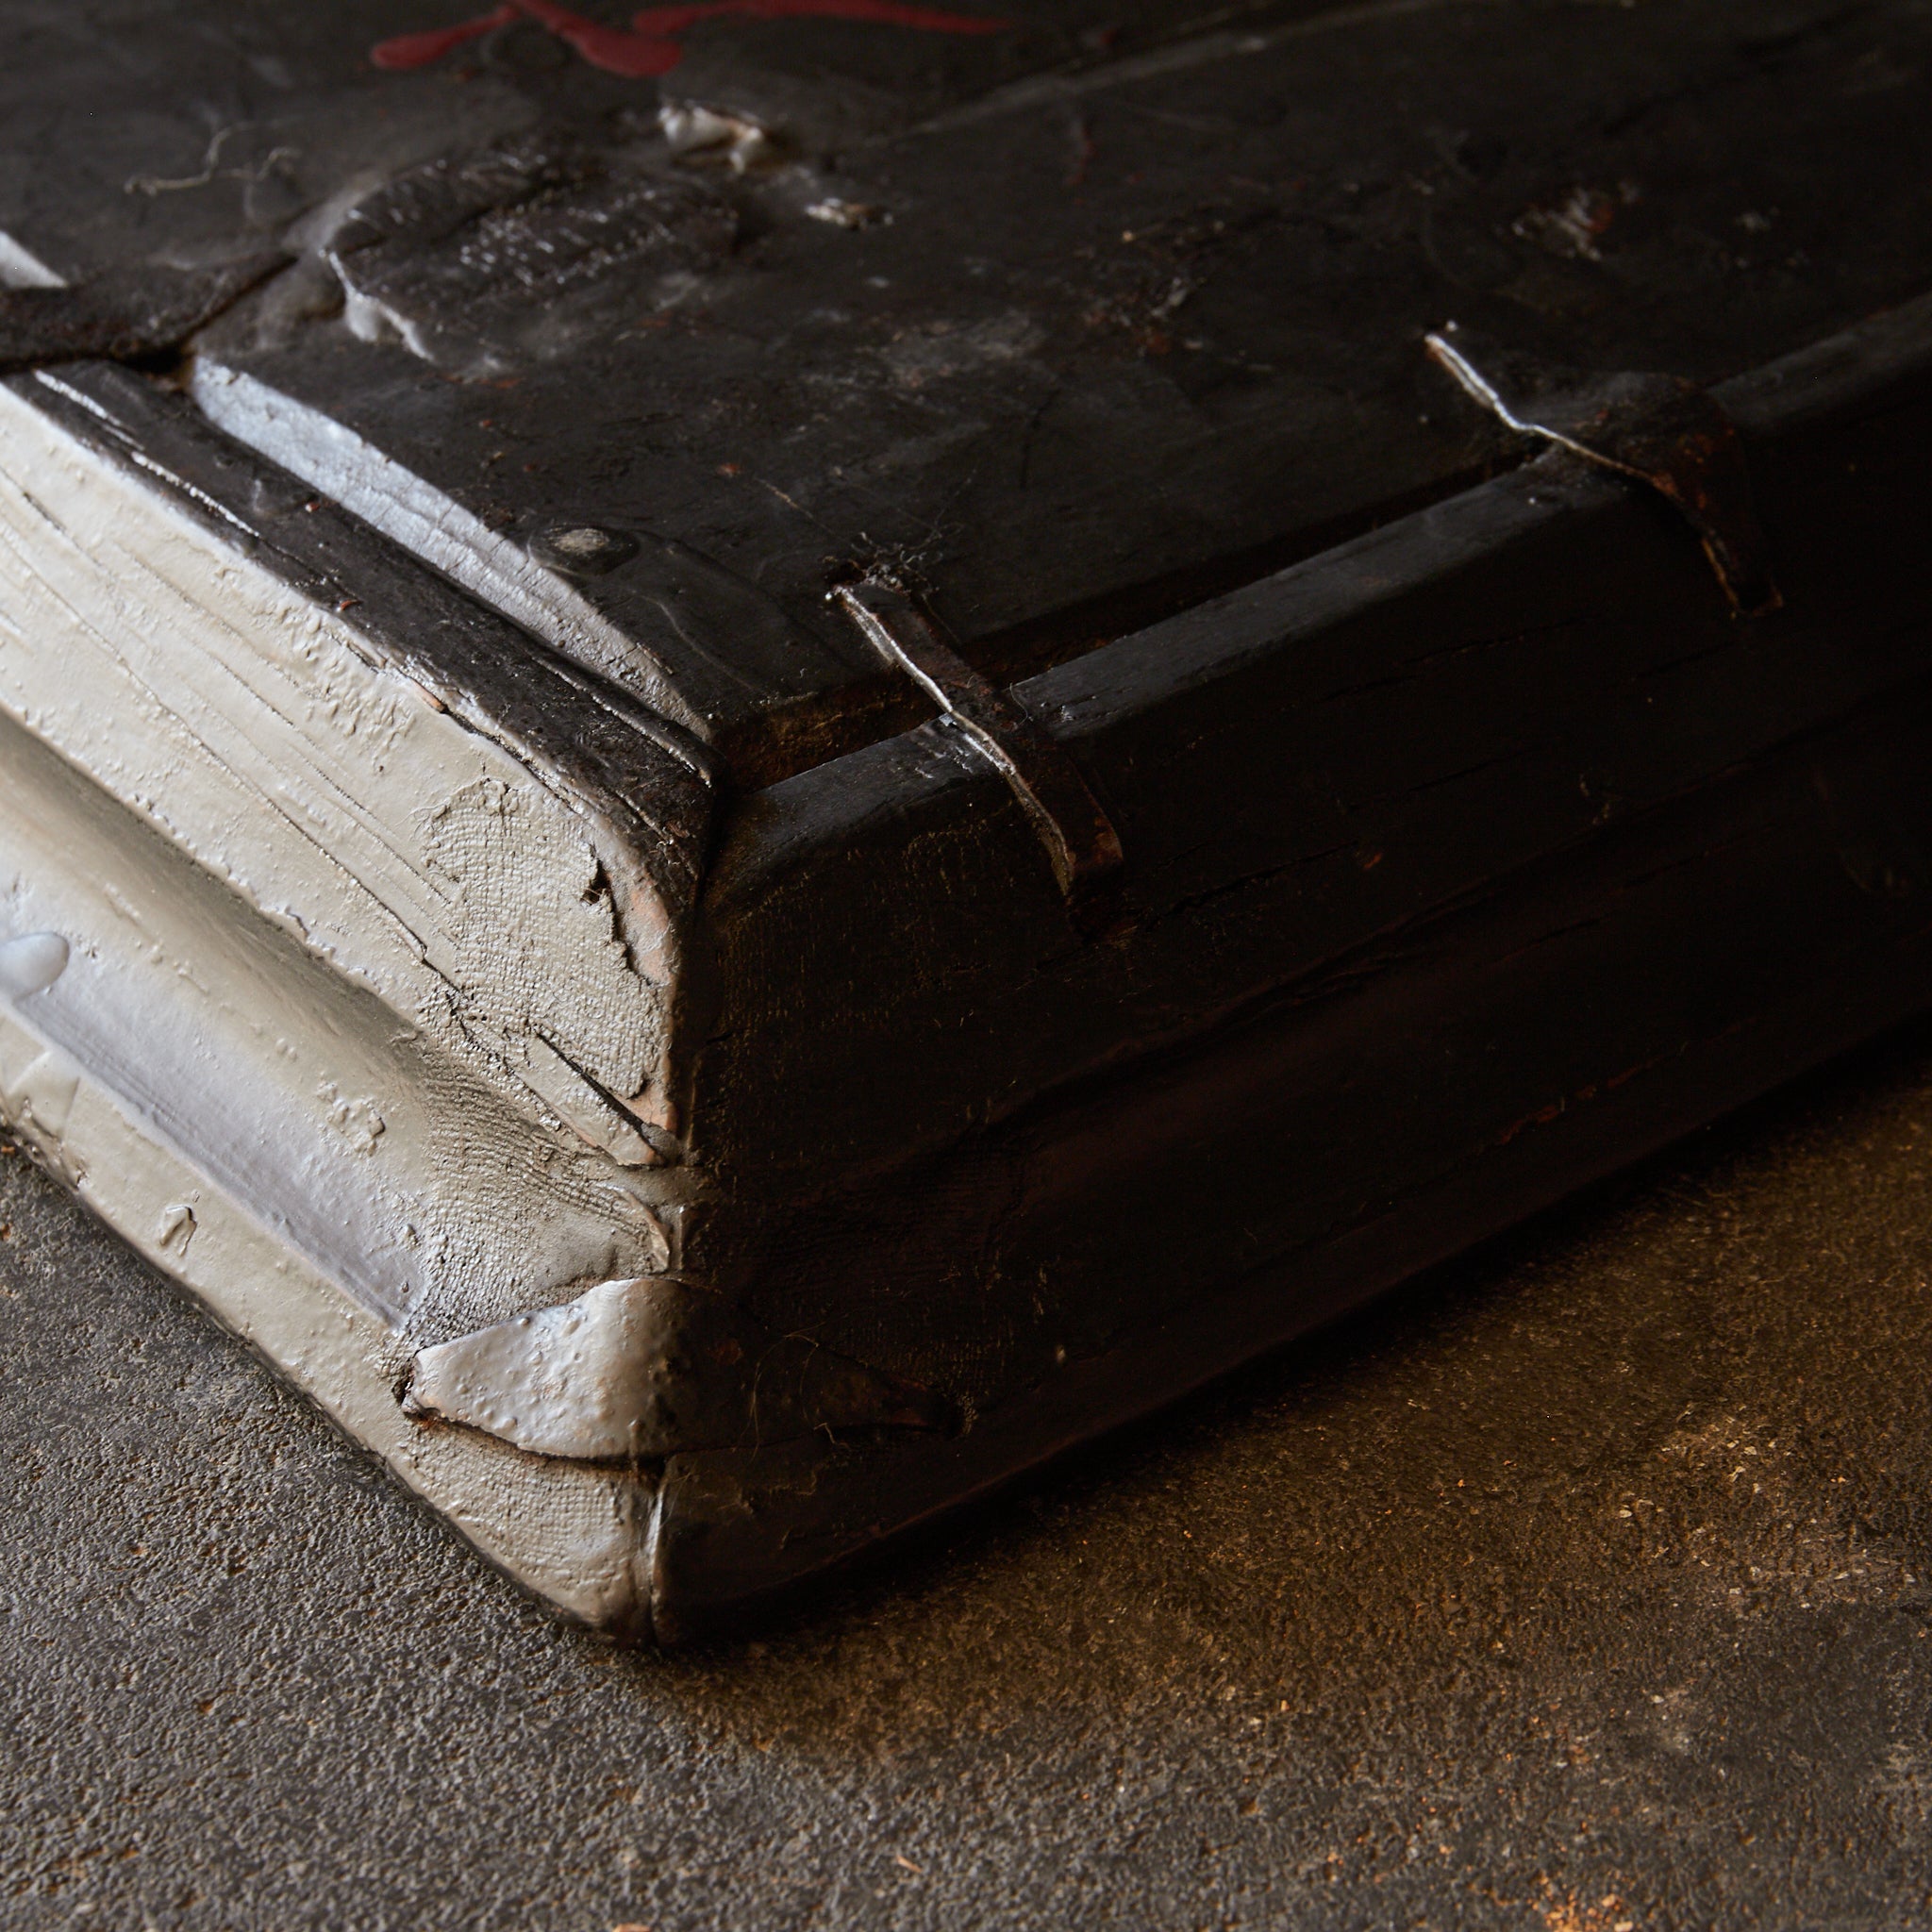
[643,311,1932,1628]
[6,0,1932,771]
[5,1,1932,1629]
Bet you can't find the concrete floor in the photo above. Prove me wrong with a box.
[10,1028,1932,1931]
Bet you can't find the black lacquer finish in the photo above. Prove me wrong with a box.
[5,1,1932,1634]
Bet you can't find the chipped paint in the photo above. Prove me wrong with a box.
[0,378,693,1341]
[658,100,778,172]
[406,1274,949,1460]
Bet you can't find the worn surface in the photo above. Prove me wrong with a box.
[0,257,284,372]
[12,1024,1932,1927]
[8,0,1932,1645]
[8,0,1932,758]
[203,0,1932,737]
[0,368,700,1319]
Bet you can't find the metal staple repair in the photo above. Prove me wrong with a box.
[833,575,1124,901]
[1425,325,1781,618]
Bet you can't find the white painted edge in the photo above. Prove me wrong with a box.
[0,999,655,1632]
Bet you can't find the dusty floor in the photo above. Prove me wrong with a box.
[9,1028,1932,1930]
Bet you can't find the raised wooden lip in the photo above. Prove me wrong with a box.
[648,287,1932,1638]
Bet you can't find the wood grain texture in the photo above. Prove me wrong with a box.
[7,1,1930,764]
[648,296,1932,1630]
[5,0,1932,1631]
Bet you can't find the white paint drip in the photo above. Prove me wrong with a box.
[408,1276,664,1461]
[0,931,69,999]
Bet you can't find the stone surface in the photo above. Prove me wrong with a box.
[9,1024,1932,1929]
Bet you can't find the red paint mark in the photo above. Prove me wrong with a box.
[374,0,675,73]
[630,0,1006,38]
[518,0,683,75]
[372,3,517,67]
[373,0,1007,77]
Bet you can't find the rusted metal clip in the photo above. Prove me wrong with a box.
[1425,325,1781,617]
[833,574,1124,901]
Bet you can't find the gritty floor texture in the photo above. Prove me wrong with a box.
[11,1031,1932,1931]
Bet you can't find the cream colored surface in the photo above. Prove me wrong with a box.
[0,376,667,1162]
[0,380,691,1625]
[0,951,653,1630]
